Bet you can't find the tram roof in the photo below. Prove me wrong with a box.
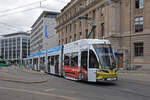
[27,46,62,58]
[64,39,110,47]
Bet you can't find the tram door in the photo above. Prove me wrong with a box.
[81,51,88,80]
[55,55,59,75]
[50,56,55,74]
[87,50,98,82]
[47,56,51,73]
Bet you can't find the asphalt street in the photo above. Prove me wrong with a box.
[0,67,150,100]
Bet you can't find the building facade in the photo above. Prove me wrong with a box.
[0,32,30,61]
[30,11,59,55]
[56,0,150,70]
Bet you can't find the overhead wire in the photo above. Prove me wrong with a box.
[0,0,69,32]
[0,6,40,17]
[0,0,47,13]
[0,0,69,17]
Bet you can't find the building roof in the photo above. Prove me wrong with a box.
[1,32,30,37]
[31,11,59,28]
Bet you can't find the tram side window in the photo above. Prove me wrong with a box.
[89,50,99,68]
[71,52,78,67]
[81,51,88,70]
[64,53,70,66]
[50,56,54,66]
[55,55,59,67]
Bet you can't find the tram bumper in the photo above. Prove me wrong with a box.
[96,70,118,81]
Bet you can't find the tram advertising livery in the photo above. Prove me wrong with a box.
[26,39,118,82]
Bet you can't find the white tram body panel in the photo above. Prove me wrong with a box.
[64,39,110,53]
[63,39,112,82]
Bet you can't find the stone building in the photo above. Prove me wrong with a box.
[56,0,150,70]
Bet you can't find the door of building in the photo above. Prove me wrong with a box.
[117,54,123,68]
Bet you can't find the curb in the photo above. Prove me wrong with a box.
[0,77,48,84]
[15,67,47,75]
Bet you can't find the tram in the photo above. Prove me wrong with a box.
[26,39,118,82]
[0,59,10,67]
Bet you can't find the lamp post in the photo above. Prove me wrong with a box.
[129,0,132,69]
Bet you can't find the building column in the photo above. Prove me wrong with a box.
[12,39,13,60]
[27,39,28,57]
[38,56,40,70]
[20,37,22,63]
[4,40,5,59]
[16,38,17,60]
[8,39,9,60]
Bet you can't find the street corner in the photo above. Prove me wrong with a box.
[0,67,48,84]
[0,74,48,84]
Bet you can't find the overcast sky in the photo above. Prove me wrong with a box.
[0,0,70,35]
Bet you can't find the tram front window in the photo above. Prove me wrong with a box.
[93,44,116,69]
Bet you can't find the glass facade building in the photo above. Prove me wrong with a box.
[0,32,30,61]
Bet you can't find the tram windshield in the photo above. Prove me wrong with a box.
[93,44,116,69]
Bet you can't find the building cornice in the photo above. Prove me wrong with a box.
[56,0,102,30]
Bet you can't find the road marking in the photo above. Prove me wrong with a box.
[45,88,56,92]
[0,87,80,100]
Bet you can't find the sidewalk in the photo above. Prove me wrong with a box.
[0,66,48,83]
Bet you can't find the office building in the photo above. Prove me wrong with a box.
[0,32,30,61]
[30,11,59,55]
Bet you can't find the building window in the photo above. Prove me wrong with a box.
[79,32,82,39]
[70,24,72,33]
[93,10,96,21]
[66,26,67,34]
[135,0,144,9]
[93,28,96,39]
[62,39,64,45]
[58,40,60,45]
[101,23,104,37]
[86,29,88,38]
[101,6,104,16]
[65,38,67,44]
[70,36,72,42]
[135,16,143,32]
[74,34,76,41]
[134,43,143,57]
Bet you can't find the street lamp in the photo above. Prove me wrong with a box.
[129,0,132,69]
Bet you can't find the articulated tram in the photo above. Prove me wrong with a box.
[25,39,118,82]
